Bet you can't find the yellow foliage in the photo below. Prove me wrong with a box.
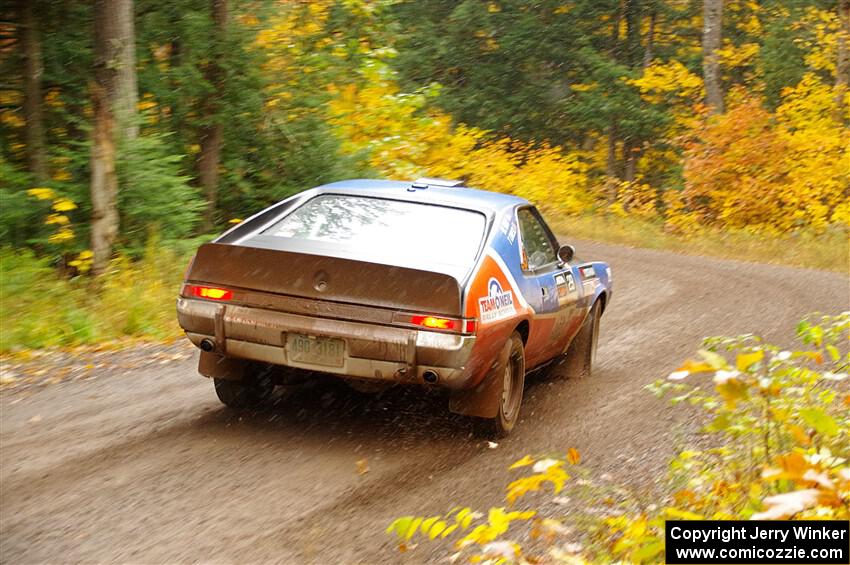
[328,60,592,213]
[716,41,759,68]
[27,187,56,200]
[52,198,77,212]
[797,7,840,74]
[47,228,74,244]
[681,78,849,233]
[629,60,704,104]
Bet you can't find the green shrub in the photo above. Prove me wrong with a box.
[0,238,189,352]
[117,132,202,253]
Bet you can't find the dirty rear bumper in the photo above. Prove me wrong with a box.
[177,298,476,389]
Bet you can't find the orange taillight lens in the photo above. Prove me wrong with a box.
[411,315,455,330]
[187,285,232,301]
[401,314,477,334]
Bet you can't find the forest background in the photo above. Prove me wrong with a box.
[1,0,848,350]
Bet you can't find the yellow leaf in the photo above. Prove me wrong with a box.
[48,228,74,243]
[429,520,447,540]
[45,214,69,226]
[420,516,439,535]
[27,187,55,200]
[51,198,77,212]
[509,455,534,469]
[665,507,703,520]
[678,360,715,374]
[405,517,422,541]
[356,458,369,475]
[736,350,764,372]
[788,424,812,447]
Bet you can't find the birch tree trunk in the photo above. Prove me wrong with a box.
[835,0,849,122]
[702,0,724,114]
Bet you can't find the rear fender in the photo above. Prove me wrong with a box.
[449,335,511,418]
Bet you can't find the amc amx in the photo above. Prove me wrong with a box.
[177,178,612,435]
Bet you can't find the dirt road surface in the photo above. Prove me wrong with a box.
[2,240,848,563]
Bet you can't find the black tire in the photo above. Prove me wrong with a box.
[213,368,275,409]
[565,301,601,379]
[486,331,526,437]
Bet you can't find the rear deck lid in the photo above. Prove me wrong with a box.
[186,242,466,316]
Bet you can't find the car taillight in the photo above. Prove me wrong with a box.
[411,315,455,330]
[187,285,232,301]
[397,314,477,334]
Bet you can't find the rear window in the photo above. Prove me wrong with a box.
[262,194,486,267]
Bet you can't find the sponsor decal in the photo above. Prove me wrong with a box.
[478,278,517,323]
[556,272,578,304]
[555,274,568,298]
[580,265,596,278]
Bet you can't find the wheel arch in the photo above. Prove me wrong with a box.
[596,291,608,314]
[514,319,530,345]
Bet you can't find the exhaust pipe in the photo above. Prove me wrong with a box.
[199,338,216,352]
[422,370,439,384]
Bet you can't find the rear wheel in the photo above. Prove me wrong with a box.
[213,367,275,409]
[565,301,601,378]
[486,332,526,437]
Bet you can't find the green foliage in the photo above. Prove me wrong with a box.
[117,132,201,248]
[0,158,46,248]
[386,313,850,563]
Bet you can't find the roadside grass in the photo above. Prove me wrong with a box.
[0,242,190,353]
[552,214,849,274]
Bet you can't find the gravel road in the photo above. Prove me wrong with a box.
[2,240,848,564]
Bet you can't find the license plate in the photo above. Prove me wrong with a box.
[286,333,345,367]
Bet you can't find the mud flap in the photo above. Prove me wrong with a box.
[448,339,511,419]
[198,351,252,381]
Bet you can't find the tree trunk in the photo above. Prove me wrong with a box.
[90,0,136,275]
[90,83,119,275]
[643,10,657,69]
[702,0,724,114]
[198,0,228,232]
[623,140,639,183]
[114,0,138,142]
[18,0,48,181]
[606,125,619,204]
[624,0,643,68]
[835,0,849,122]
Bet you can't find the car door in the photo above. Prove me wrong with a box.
[515,207,580,366]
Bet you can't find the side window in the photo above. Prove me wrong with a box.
[517,208,557,270]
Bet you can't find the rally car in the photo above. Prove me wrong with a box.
[177,178,612,435]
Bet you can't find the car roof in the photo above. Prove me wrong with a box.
[309,179,528,215]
